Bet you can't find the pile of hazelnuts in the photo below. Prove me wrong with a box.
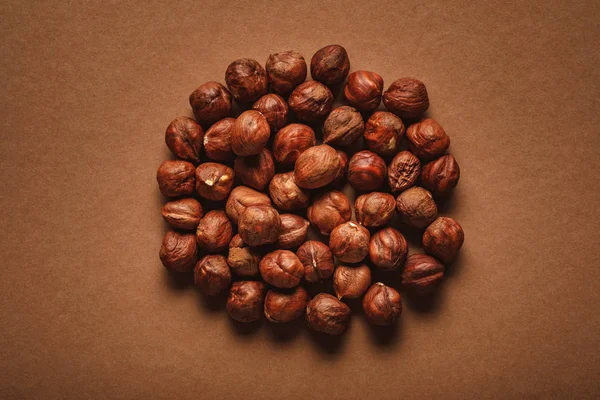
[156,44,464,335]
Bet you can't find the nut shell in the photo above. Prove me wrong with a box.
[383,77,429,119]
[369,227,408,270]
[165,117,204,163]
[294,144,341,189]
[189,81,232,123]
[354,192,396,228]
[268,172,311,210]
[227,235,261,277]
[195,210,233,253]
[344,71,383,112]
[194,162,235,201]
[193,255,231,297]
[259,250,304,288]
[226,281,266,323]
[264,287,309,323]
[402,254,445,295]
[422,217,464,264]
[306,293,351,335]
[203,117,235,162]
[388,151,421,193]
[225,58,268,103]
[323,106,364,146]
[276,214,310,249]
[396,187,438,229]
[225,186,271,224]
[421,154,460,197]
[161,198,203,231]
[347,150,387,192]
[252,94,289,132]
[310,44,350,86]
[266,50,307,96]
[363,111,405,157]
[333,264,371,300]
[307,190,351,235]
[288,81,333,122]
[329,222,370,263]
[233,148,275,191]
[406,118,450,161]
[231,110,271,156]
[362,283,402,326]
[159,231,198,272]
[238,205,281,246]
[157,160,196,198]
[272,123,316,166]
[296,241,335,282]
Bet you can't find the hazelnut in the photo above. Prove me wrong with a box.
[273,124,316,166]
[203,117,235,162]
[189,81,232,123]
[402,254,445,295]
[194,162,235,201]
[233,148,275,191]
[344,71,383,112]
[421,154,460,198]
[294,144,341,189]
[276,214,309,249]
[161,198,203,231]
[259,250,304,288]
[333,264,371,300]
[331,150,348,187]
[225,185,271,224]
[306,293,351,335]
[388,151,421,193]
[231,110,270,156]
[265,50,307,96]
[224,58,268,103]
[396,187,438,229]
[310,44,350,86]
[268,172,311,210]
[226,281,266,323]
[156,160,196,197]
[363,111,405,157]
[406,118,450,161]
[264,286,309,323]
[196,210,233,253]
[383,77,429,119]
[159,231,198,272]
[296,241,335,282]
[323,106,364,146]
[329,222,370,263]
[369,227,408,270]
[238,205,281,246]
[193,255,231,297]
[347,150,387,192]
[227,234,261,277]
[164,117,203,164]
[307,190,351,235]
[354,192,396,228]
[362,283,402,326]
[288,81,333,122]
[252,94,289,132]
[422,217,464,264]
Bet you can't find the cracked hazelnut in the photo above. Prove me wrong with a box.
[233,148,275,191]
[264,286,309,323]
[388,151,421,193]
[306,293,351,335]
[329,222,370,263]
[331,150,348,188]
[189,81,232,123]
[227,234,261,277]
[161,198,203,231]
[406,118,450,161]
[276,214,309,249]
[333,264,371,300]
[225,58,268,103]
[364,111,405,157]
[193,255,231,297]
[347,150,387,192]
[266,50,307,95]
[165,117,203,164]
[273,123,316,166]
[323,106,364,146]
[296,241,335,282]
[196,210,233,253]
[383,77,429,119]
[268,172,311,210]
[194,162,235,201]
[159,231,198,272]
[252,94,288,132]
[362,283,402,326]
[307,190,351,235]
[157,160,196,198]
[288,80,333,122]
[396,187,438,229]
[422,217,464,264]
[203,117,235,162]
[231,110,270,156]
[310,44,350,86]
[369,227,408,270]
[421,154,460,198]
[294,144,341,189]
[226,281,266,323]
[355,192,396,228]
[402,254,445,295]
[225,186,271,224]
[238,205,281,246]
[259,250,304,288]
[344,71,383,112]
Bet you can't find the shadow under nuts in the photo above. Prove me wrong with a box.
[268,172,311,210]
[402,254,445,295]
[344,70,383,112]
[347,150,387,192]
[252,94,288,132]
[159,231,198,273]
[259,250,304,288]
[355,192,396,228]
[195,162,235,201]
[288,80,333,122]
[203,117,235,162]
[306,293,351,335]
[233,148,275,191]
[364,111,405,157]
[238,205,281,247]
[296,241,335,282]
[227,234,261,277]
[333,264,371,300]
[323,106,364,146]
[388,151,421,193]
[194,255,231,297]
[189,81,232,123]
[310,44,350,86]
[231,110,271,156]
[422,217,464,264]
[396,187,438,229]
[165,117,203,164]
[383,77,429,119]
[225,58,268,103]
[421,154,460,198]
[329,222,370,263]
[157,160,196,198]
[264,286,309,323]
[276,214,309,249]
[406,118,450,161]
[226,281,266,323]
[161,198,203,231]
[369,227,408,270]
[362,283,402,326]
[225,185,271,224]
[196,210,233,253]
[265,50,307,96]
[294,144,341,189]
[307,190,351,235]
[272,123,316,166]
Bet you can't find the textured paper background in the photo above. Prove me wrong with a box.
[1,1,599,399]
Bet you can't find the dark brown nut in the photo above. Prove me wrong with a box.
[294,144,341,189]
[266,50,308,96]
[161,198,203,231]
[402,254,445,295]
[227,234,261,277]
[273,124,316,166]
[226,281,266,322]
[354,192,396,228]
[296,241,335,282]
[259,250,304,288]
[310,44,350,86]
[193,255,231,297]
[264,286,309,323]
[276,214,309,249]
[307,190,351,235]
[189,81,232,123]
[331,150,348,187]
[156,160,196,197]
[369,227,408,270]
[421,154,460,198]
[225,186,271,224]
[363,111,406,157]
[406,118,450,161]
[194,162,235,201]
[268,172,311,210]
[333,264,371,300]
[422,217,464,264]
[306,293,351,335]
[344,71,383,112]
[396,187,438,229]
[347,150,387,192]
[362,283,402,326]
[159,231,198,272]
[233,148,275,191]
[388,151,421,193]
[231,110,271,156]
[225,58,268,103]
[383,77,429,119]
[288,81,333,122]
[329,222,370,263]
[252,94,288,132]
[165,117,204,164]
[238,205,281,246]
[323,106,364,146]
[203,117,235,162]
[195,210,233,253]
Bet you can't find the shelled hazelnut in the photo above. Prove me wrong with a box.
[406,118,450,161]
[259,250,304,288]
[387,151,421,193]
[347,150,387,192]
[225,58,268,103]
[157,160,196,197]
[264,286,309,323]
[252,94,289,132]
[233,148,275,191]
[227,235,261,277]
[195,162,235,201]
[268,172,311,210]
[161,198,203,231]
[159,231,198,272]
[203,117,235,162]
[402,254,445,295]
[333,264,371,300]
[294,144,341,189]
[189,81,232,123]
[238,205,281,246]
[363,111,405,157]
[231,110,271,157]
[272,123,316,166]
[196,210,233,253]
[296,241,335,282]
[369,227,408,270]
[396,187,438,229]
[288,81,333,122]
[383,77,429,119]
[227,281,266,323]
[329,222,370,263]
[362,283,402,326]
[306,293,351,335]
[276,214,310,249]
[310,44,350,86]
[225,186,271,224]
[265,51,307,96]
[421,154,460,198]
[323,106,364,146]
[331,150,348,187]
[165,117,203,164]
[422,217,464,264]
[194,255,231,297]
[354,192,396,228]
[307,190,351,235]
[344,71,383,112]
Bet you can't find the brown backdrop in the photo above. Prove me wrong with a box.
[1,1,599,399]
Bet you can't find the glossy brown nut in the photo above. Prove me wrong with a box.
[333,264,371,300]
[402,254,445,295]
[344,71,383,112]
[388,151,421,193]
[347,150,387,192]
[272,123,316,166]
[383,77,429,119]
[264,286,309,323]
[225,58,268,103]
[421,154,460,197]
[363,111,405,157]
[159,231,198,272]
[165,117,204,163]
[355,192,396,228]
[259,250,304,288]
[252,94,288,132]
[369,227,408,270]
[194,162,235,201]
[156,160,196,197]
[227,234,261,277]
[225,186,271,224]
[422,217,464,264]
[203,117,235,162]
[195,210,233,253]
[265,50,307,96]
[233,148,275,191]
[296,241,335,282]
[306,293,351,335]
[406,118,450,161]
[329,222,370,263]
[310,44,350,86]
[331,150,348,188]
[161,198,203,231]
[238,205,281,246]
[268,172,311,210]
[193,255,231,297]
[189,81,232,123]
[362,283,402,326]
[231,110,271,156]
[323,106,364,146]
[226,281,266,323]
[396,187,438,229]
[294,144,341,189]
[288,81,333,122]
[276,214,309,249]
[307,190,351,235]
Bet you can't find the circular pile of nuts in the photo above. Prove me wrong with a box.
[157,45,464,335]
